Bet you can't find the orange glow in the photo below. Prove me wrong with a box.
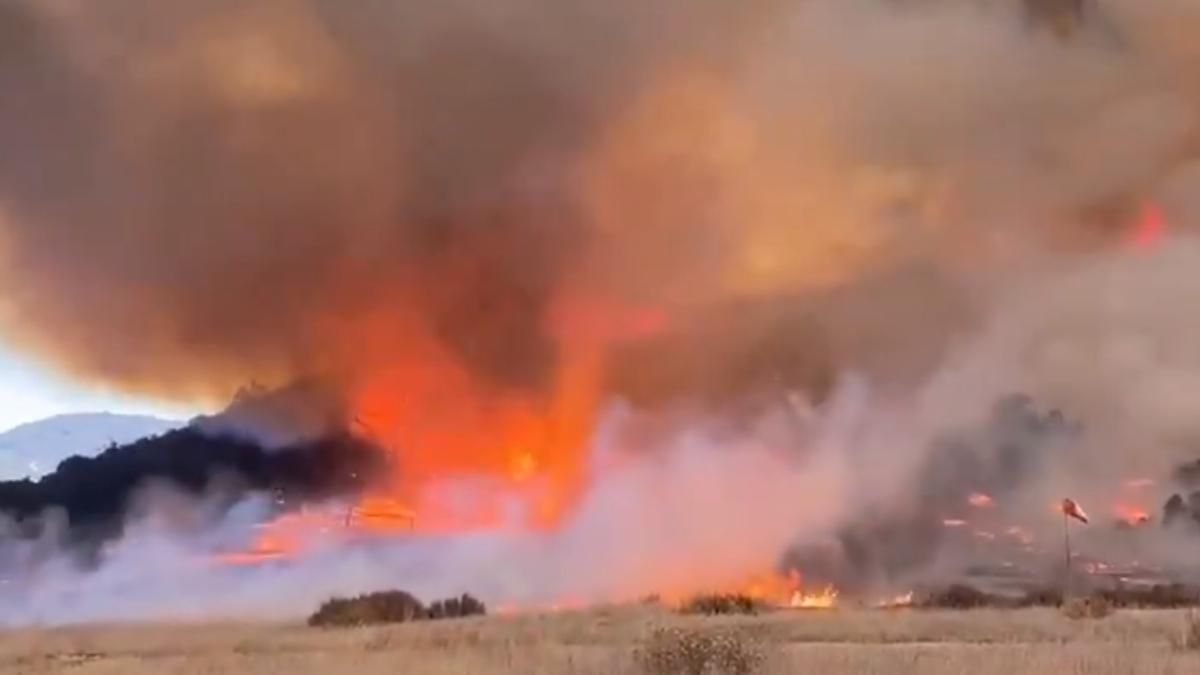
[1128,202,1166,251]
[727,569,839,610]
[1114,503,1150,527]
[214,508,341,566]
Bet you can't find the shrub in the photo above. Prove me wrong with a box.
[308,590,426,627]
[1097,584,1200,609]
[1170,610,1200,651]
[1061,595,1112,620]
[1018,587,1063,608]
[635,627,766,675]
[308,590,488,627]
[427,593,487,620]
[918,584,993,610]
[679,594,760,616]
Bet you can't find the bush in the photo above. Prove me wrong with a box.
[679,594,760,616]
[1019,587,1064,608]
[309,590,426,627]
[1170,610,1200,651]
[1061,595,1112,620]
[427,593,487,620]
[308,590,487,627]
[635,627,766,675]
[918,584,993,610]
[1097,584,1200,609]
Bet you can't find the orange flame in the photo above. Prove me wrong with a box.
[790,585,839,609]
[218,290,674,564]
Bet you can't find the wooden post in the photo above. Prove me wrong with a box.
[1063,510,1072,597]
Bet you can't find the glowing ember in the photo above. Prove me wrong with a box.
[967,493,994,508]
[876,591,915,609]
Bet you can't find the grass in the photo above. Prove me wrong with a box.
[3,606,1200,674]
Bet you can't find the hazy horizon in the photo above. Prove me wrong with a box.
[0,341,200,433]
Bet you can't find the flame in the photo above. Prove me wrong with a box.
[790,585,839,609]
[723,569,838,610]
[217,289,675,564]
[875,590,915,609]
[967,492,994,508]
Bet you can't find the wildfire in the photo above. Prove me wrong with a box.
[875,590,915,609]
[790,585,839,610]
[213,508,341,566]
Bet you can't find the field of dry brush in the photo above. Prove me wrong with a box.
[5,606,1200,674]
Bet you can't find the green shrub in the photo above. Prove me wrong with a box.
[679,593,760,616]
[635,627,766,675]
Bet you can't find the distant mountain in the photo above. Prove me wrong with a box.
[0,413,180,481]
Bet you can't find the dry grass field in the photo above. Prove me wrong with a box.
[4,605,1200,675]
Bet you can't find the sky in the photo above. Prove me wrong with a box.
[0,342,199,433]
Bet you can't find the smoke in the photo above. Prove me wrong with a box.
[0,0,1195,402]
[6,0,1200,622]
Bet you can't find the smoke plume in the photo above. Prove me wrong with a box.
[6,0,1200,622]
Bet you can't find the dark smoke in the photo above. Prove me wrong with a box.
[0,0,804,405]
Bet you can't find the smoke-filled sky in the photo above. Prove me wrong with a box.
[11,0,1200,623]
[3,0,1200,470]
[0,0,1197,409]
